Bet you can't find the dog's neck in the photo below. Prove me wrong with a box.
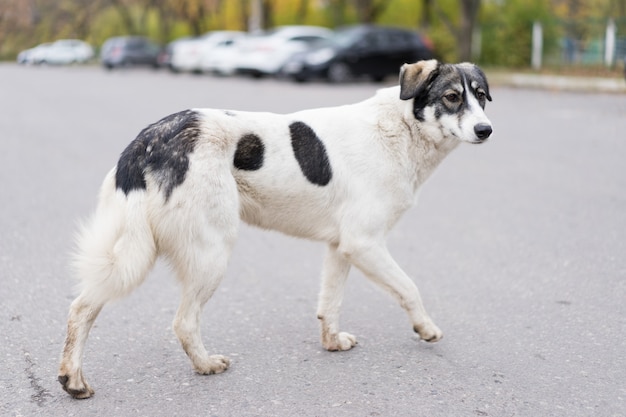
[373,86,461,192]
[409,129,459,193]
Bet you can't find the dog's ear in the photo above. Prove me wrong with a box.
[399,60,439,101]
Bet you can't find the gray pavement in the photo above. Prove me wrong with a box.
[1,64,625,417]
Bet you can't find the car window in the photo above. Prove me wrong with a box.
[285,36,322,46]
[359,31,387,49]
[385,30,422,49]
[331,28,363,48]
[127,39,146,50]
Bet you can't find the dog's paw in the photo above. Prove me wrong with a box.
[413,322,443,343]
[324,332,357,351]
[194,354,231,375]
[58,374,94,399]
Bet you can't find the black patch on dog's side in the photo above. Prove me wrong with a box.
[115,110,201,201]
[234,134,264,171]
[289,121,333,186]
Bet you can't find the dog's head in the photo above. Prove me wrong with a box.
[399,60,493,144]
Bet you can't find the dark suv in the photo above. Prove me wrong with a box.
[100,36,162,69]
[283,25,435,82]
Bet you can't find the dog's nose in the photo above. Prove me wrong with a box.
[474,123,493,140]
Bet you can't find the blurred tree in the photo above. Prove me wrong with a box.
[435,0,481,61]
[480,0,556,67]
[261,0,275,28]
[421,0,433,29]
[613,0,626,15]
[168,0,204,35]
[109,0,141,34]
[326,0,348,26]
[239,0,250,30]
[295,0,308,23]
[353,0,390,23]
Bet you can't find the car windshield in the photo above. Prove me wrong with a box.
[329,28,366,48]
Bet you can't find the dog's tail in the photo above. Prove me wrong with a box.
[71,169,157,305]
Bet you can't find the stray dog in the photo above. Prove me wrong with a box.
[59,60,493,398]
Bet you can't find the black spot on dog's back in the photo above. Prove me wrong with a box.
[234,134,264,171]
[289,121,332,186]
[115,110,201,200]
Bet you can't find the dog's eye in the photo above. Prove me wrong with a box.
[444,93,460,103]
[476,91,486,101]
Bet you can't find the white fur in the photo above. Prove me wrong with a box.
[59,61,492,399]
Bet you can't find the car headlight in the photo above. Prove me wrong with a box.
[305,48,335,65]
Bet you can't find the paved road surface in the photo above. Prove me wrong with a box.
[1,64,625,417]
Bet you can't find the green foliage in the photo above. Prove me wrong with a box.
[376,0,421,27]
[90,7,128,47]
[480,0,558,67]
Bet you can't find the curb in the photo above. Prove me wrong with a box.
[487,72,626,94]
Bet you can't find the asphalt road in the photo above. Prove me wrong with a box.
[1,64,625,417]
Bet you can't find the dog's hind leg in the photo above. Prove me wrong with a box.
[59,176,157,399]
[171,245,234,375]
[316,244,357,351]
[165,170,239,375]
[339,239,443,343]
[58,299,103,399]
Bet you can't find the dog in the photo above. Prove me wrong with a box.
[59,59,493,398]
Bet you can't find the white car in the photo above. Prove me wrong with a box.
[170,31,245,73]
[200,36,247,75]
[17,43,52,64]
[235,25,333,77]
[18,40,94,65]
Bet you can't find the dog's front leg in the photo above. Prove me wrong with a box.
[340,240,443,343]
[316,244,357,351]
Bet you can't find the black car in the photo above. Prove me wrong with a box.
[283,25,435,82]
[100,36,162,69]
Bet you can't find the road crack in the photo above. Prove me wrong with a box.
[23,350,51,406]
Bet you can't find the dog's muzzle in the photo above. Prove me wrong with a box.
[474,123,493,141]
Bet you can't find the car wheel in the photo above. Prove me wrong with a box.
[327,62,352,83]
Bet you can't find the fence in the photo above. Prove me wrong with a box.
[532,17,626,69]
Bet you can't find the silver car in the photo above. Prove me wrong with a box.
[18,40,94,65]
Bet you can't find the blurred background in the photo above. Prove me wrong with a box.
[1,0,625,79]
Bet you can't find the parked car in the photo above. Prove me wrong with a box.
[283,25,435,83]
[170,31,245,73]
[17,43,52,64]
[235,25,333,77]
[159,37,192,70]
[17,40,94,65]
[100,36,162,69]
[200,35,247,75]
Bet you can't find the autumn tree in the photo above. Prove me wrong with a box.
[352,0,390,23]
[435,0,481,61]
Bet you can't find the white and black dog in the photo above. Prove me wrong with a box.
[59,60,493,398]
